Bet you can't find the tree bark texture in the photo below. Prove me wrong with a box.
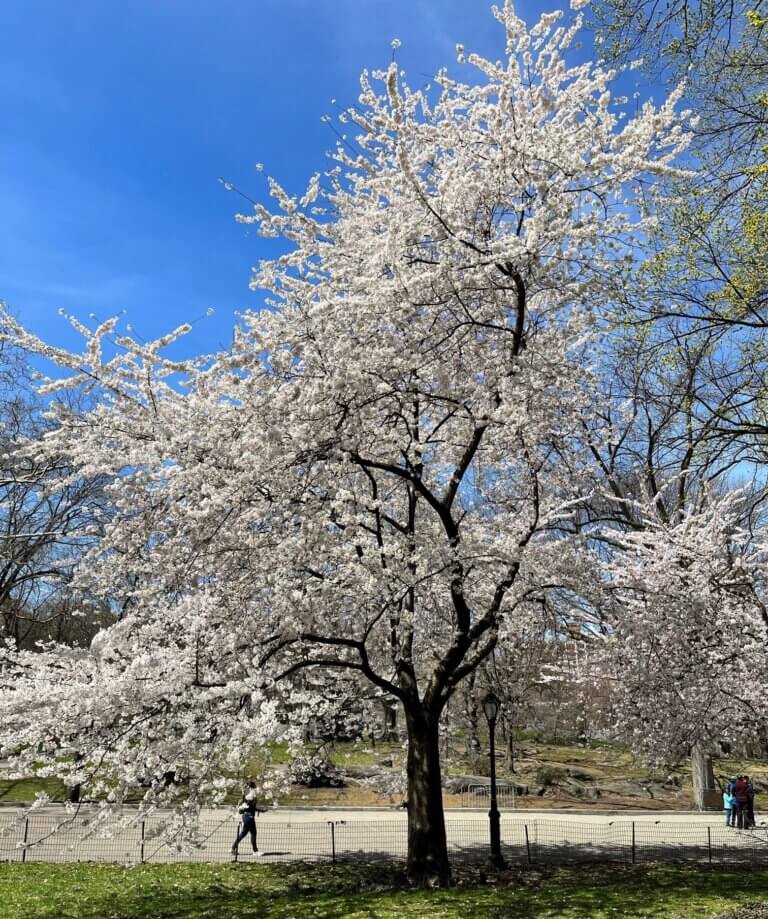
[462,672,481,754]
[503,717,516,773]
[405,706,452,887]
[691,743,716,811]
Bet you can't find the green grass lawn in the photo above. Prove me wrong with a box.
[0,778,65,803]
[1,862,768,918]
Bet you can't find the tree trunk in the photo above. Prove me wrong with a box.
[691,743,716,811]
[382,701,398,741]
[441,704,451,766]
[405,706,452,887]
[503,716,516,774]
[68,751,84,804]
[463,673,480,754]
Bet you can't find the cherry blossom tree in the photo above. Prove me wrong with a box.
[0,1,690,885]
[591,487,768,769]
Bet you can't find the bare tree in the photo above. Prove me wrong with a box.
[0,343,110,647]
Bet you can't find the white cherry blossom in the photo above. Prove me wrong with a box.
[0,1,690,886]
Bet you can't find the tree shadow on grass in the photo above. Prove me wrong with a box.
[0,862,409,919]
[4,861,768,919]
[482,864,768,919]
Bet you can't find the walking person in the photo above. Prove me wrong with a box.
[231,781,266,857]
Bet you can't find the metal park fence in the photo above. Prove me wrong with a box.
[461,784,517,809]
[2,812,768,868]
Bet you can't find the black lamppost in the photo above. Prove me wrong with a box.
[482,690,505,869]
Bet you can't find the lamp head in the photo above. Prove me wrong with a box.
[482,690,500,724]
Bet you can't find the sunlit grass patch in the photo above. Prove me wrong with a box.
[2,861,768,918]
[0,778,65,803]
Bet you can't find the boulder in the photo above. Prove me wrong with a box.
[535,766,570,786]
[444,774,494,794]
[558,778,589,797]
[566,768,594,782]
[342,765,385,780]
[592,780,654,798]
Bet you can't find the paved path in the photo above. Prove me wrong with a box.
[2,805,767,866]
[0,804,740,822]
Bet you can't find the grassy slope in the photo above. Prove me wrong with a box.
[3,738,767,809]
[1,862,767,918]
[276,740,768,809]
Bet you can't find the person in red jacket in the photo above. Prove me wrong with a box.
[733,776,749,829]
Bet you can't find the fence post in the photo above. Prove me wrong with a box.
[140,820,146,864]
[21,818,29,864]
[631,821,636,864]
[707,826,712,865]
[524,823,532,865]
[328,821,336,864]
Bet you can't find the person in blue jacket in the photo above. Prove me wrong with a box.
[723,788,737,827]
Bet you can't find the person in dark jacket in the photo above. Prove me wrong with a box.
[231,781,266,856]
[733,776,750,829]
[746,776,756,829]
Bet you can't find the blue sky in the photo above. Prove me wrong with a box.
[1,0,618,359]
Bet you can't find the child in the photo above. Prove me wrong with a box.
[723,788,736,827]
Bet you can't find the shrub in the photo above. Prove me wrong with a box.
[287,752,344,788]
